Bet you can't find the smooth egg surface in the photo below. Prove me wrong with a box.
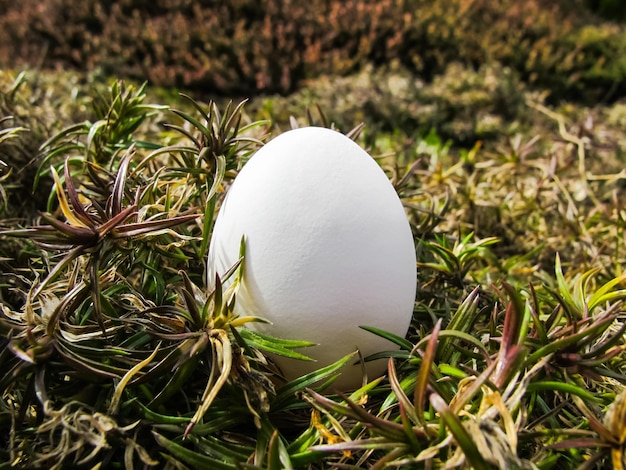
[207,127,416,389]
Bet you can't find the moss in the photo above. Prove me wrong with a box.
[250,62,531,149]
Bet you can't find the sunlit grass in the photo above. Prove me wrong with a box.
[0,69,625,469]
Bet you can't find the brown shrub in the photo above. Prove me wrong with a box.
[0,0,624,102]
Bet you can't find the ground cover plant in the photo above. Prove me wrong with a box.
[1,64,626,469]
[2,0,626,103]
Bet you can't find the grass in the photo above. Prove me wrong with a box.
[0,68,626,469]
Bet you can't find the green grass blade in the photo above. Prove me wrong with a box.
[152,432,238,469]
[359,325,413,351]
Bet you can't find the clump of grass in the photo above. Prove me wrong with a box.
[1,76,626,469]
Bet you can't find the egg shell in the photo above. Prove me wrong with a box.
[208,126,416,389]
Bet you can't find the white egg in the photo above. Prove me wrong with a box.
[207,126,416,389]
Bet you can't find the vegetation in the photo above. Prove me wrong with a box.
[1,0,626,468]
[0,59,625,469]
[2,0,626,103]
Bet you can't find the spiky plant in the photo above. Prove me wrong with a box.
[0,70,100,311]
[0,79,274,467]
[1,74,626,470]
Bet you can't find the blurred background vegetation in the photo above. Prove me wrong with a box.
[1,0,626,103]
